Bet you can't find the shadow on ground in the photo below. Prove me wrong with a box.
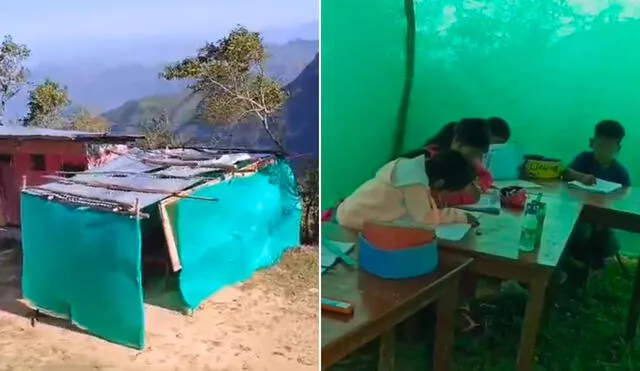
[0,239,88,334]
[1,239,319,338]
[0,239,190,332]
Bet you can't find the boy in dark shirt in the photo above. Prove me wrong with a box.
[564,120,630,272]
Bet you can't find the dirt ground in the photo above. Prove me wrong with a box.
[0,242,319,371]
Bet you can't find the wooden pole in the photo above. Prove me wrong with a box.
[134,198,140,219]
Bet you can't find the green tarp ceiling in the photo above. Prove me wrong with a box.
[321,0,640,209]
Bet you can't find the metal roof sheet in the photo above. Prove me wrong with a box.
[29,148,270,209]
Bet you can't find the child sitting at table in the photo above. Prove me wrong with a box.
[336,149,479,231]
[401,118,494,206]
[564,120,630,272]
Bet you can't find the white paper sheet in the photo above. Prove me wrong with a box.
[321,240,355,268]
[435,223,471,241]
[568,179,622,194]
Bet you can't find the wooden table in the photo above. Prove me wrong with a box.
[438,195,583,371]
[321,223,473,371]
[534,181,640,340]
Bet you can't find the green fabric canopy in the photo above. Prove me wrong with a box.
[321,0,640,255]
[321,0,640,205]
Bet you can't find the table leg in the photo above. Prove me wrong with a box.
[433,284,458,371]
[378,329,396,371]
[541,271,561,326]
[625,259,640,341]
[516,278,548,371]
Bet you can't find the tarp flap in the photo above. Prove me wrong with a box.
[174,160,301,309]
[20,193,145,349]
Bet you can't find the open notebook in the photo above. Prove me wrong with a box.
[435,223,471,242]
[568,179,622,194]
[321,239,355,273]
[454,194,501,215]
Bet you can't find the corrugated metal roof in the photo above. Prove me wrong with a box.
[0,126,142,142]
[86,156,162,174]
[36,182,164,209]
[73,173,200,191]
[27,148,270,210]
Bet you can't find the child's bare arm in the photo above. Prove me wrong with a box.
[563,152,596,185]
[562,168,595,185]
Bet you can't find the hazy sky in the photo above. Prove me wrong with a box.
[1,0,319,44]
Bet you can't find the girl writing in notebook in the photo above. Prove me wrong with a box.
[322,117,511,223]
[402,118,496,206]
[336,148,483,331]
[336,150,479,231]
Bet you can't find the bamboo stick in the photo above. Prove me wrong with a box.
[55,168,255,177]
[133,198,140,219]
[24,188,150,218]
[41,175,219,202]
[106,149,237,171]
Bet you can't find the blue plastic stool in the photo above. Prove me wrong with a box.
[358,234,439,279]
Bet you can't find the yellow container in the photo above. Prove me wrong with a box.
[523,158,563,180]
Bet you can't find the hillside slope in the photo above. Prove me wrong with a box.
[103,53,319,155]
[6,40,317,120]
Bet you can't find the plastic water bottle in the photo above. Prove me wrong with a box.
[519,203,538,252]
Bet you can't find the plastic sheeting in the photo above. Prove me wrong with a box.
[321,0,407,209]
[321,0,640,211]
[172,160,302,309]
[21,193,144,348]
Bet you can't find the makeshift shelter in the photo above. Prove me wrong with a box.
[321,0,640,209]
[20,148,301,349]
[0,126,140,225]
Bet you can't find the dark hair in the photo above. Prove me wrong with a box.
[595,120,625,142]
[487,117,511,141]
[424,149,476,191]
[399,118,491,159]
[424,118,491,152]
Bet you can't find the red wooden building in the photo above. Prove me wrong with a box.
[0,127,140,226]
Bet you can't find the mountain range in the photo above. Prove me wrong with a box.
[5,21,318,118]
[4,29,319,155]
[100,40,318,154]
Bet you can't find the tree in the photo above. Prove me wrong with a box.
[70,108,110,133]
[0,35,30,124]
[23,79,70,128]
[137,109,180,149]
[298,159,319,244]
[161,25,288,151]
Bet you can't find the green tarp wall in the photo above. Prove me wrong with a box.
[21,193,144,348]
[321,0,640,254]
[173,160,302,309]
[20,160,301,348]
[321,0,640,206]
